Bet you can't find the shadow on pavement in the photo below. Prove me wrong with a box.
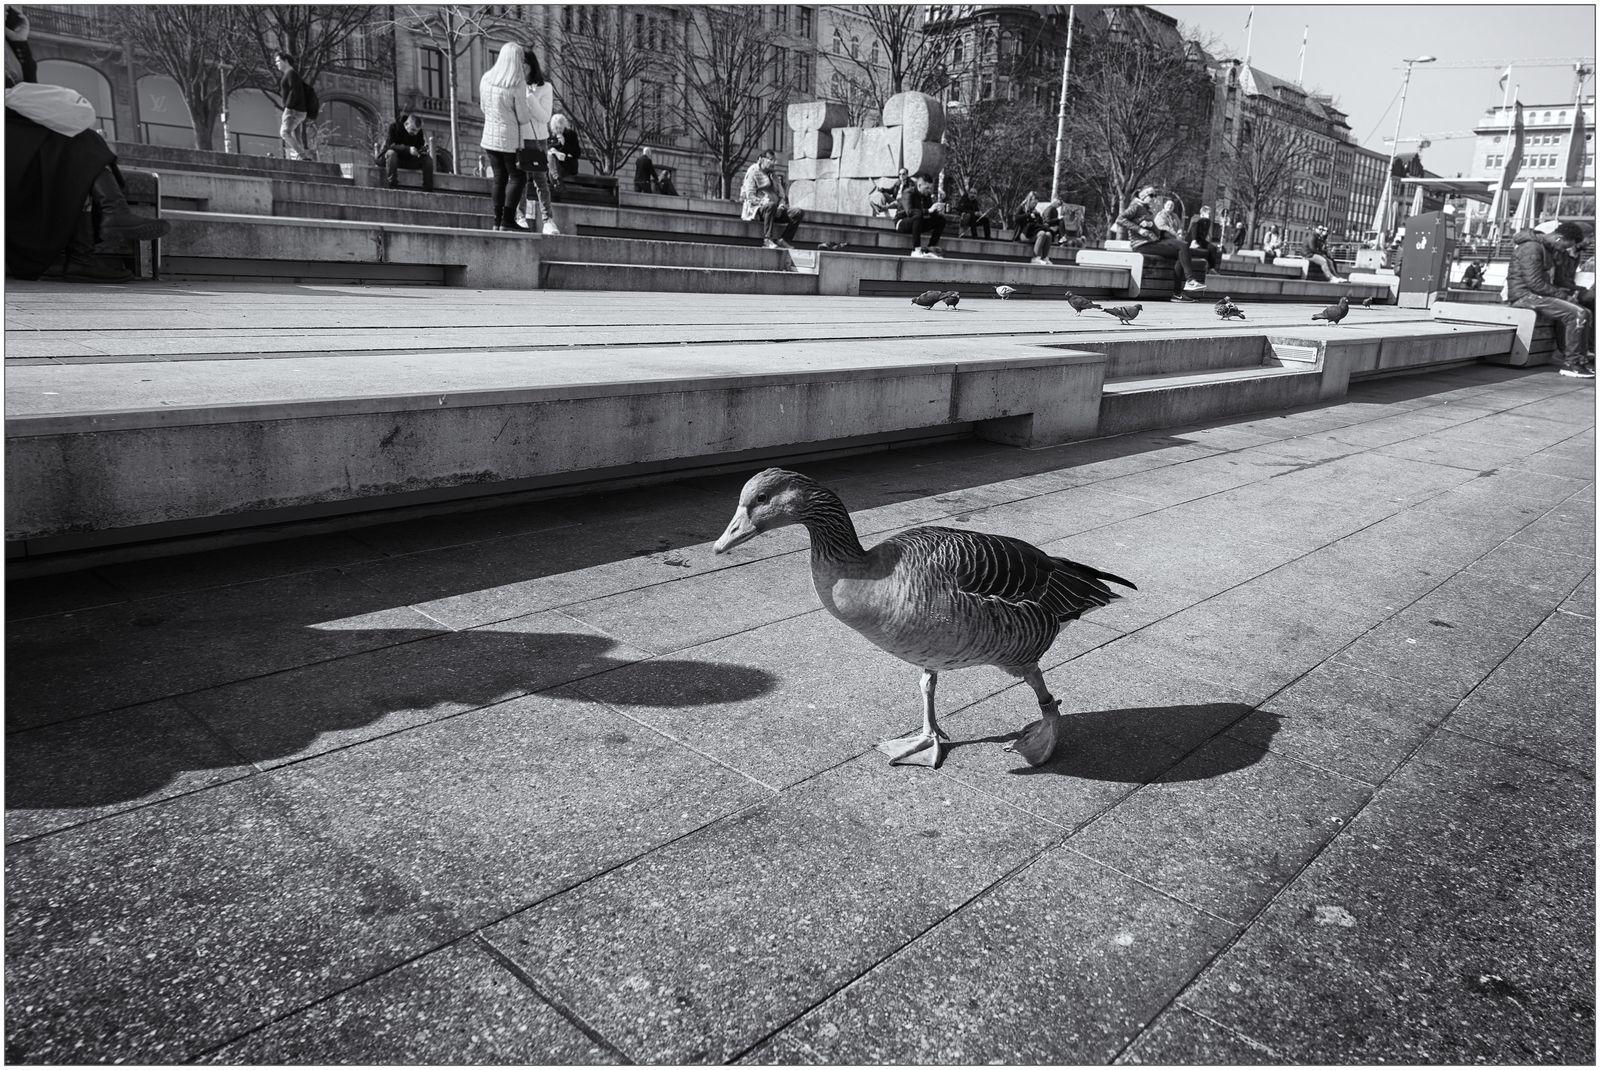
[5,626,779,815]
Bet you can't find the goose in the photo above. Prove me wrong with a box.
[713,469,1135,768]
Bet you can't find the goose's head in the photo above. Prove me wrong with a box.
[713,468,826,553]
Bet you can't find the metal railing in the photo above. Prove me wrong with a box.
[27,6,109,39]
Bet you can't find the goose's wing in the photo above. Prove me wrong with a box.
[893,527,1134,622]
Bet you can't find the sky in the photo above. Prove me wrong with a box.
[1151,3,1597,177]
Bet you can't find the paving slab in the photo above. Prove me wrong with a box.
[1178,730,1595,1064]
[748,847,1239,1065]
[4,777,459,1064]
[203,939,614,1065]
[484,756,1062,1064]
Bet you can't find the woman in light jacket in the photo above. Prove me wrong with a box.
[516,46,560,235]
[479,41,530,231]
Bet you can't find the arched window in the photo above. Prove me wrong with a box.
[38,59,116,138]
[136,74,193,146]
[313,98,380,167]
[869,41,879,67]
[832,28,844,55]
[953,37,963,64]
[849,34,859,59]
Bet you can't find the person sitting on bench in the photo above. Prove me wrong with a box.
[1186,204,1225,278]
[1506,221,1592,378]
[897,172,945,258]
[1115,185,1204,299]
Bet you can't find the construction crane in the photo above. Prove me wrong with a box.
[1382,131,1480,146]
[1390,57,1593,71]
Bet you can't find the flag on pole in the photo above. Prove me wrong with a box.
[1563,104,1588,186]
[1498,66,1512,92]
[1244,7,1252,31]
[1494,102,1526,230]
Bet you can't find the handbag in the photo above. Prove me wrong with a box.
[516,137,548,173]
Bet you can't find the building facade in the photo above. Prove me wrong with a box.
[1465,97,1595,234]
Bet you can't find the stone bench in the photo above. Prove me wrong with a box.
[1432,301,1559,367]
[1273,255,1310,279]
[551,173,619,206]
[100,167,161,280]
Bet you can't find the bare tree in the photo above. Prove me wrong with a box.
[1060,31,1213,231]
[103,5,248,151]
[943,99,1054,228]
[675,7,802,199]
[385,5,522,169]
[556,8,664,176]
[823,5,960,125]
[1225,122,1318,245]
[240,6,390,105]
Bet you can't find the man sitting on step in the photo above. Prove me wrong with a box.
[897,173,945,258]
[378,113,435,192]
[740,147,803,251]
[1506,221,1593,378]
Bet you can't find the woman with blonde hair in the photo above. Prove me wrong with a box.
[479,41,530,231]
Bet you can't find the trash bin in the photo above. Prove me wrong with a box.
[1396,210,1456,309]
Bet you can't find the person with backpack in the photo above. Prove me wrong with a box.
[274,51,315,162]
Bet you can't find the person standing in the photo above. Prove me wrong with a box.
[740,147,803,250]
[274,51,314,162]
[478,41,531,231]
[1115,185,1204,299]
[516,46,560,235]
[378,113,435,192]
[1507,221,1593,377]
[633,146,657,193]
[896,172,945,257]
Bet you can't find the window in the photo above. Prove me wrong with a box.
[420,48,446,102]
[642,80,668,139]
[953,37,963,64]
[798,7,813,36]
[832,28,844,54]
[849,34,859,59]
[869,41,879,67]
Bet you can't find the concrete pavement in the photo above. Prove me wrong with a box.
[5,359,1596,1063]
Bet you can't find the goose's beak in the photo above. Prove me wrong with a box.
[713,507,758,554]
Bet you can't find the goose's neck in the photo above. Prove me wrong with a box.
[800,492,865,563]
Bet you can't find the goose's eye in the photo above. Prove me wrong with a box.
[755,492,770,505]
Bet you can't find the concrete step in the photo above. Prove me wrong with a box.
[156,211,793,288]
[109,140,347,183]
[1099,364,1325,436]
[539,261,819,295]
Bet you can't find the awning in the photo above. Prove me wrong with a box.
[1397,177,1496,205]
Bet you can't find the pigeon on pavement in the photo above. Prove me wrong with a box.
[1065,292,1102,315]
[912,290,944,310]
[995,285,1019,300]
[1102,303,1142,325]
[1362,296,1374,308]
[941,291,961,309]
[1215,296,1246,320]
[1312,296,1351,325]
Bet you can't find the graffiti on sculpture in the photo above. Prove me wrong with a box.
[784,93,945,215]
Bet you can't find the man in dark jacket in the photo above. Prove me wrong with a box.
[1506,221,1592,377]
[378,113,434,191]
[633,146,657,193]
[897,172,944,257]
[274,51,314,161]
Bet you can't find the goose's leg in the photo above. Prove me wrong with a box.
[877,670,948,768]
[1005,665,1065,766]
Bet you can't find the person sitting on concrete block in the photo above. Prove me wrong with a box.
[1186,205,1226,278]
[1115,185,1204,299]
[1508,221,1593,376]
[1030,197,1070,265]
[741,147,804,250]
[897,173,944,258]
[868,168,910,217]
[378,113,436,192]
[1304,224,1346,283]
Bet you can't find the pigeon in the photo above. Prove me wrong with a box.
[1362,296,1374,308]
[912,290,944,310]
[1214,296,1246,320]
[995,285,1019,300]
[941,291,961,309]
[1101,303,1142,325]
[1065,292,1101,315]
[1311,296,1351,325]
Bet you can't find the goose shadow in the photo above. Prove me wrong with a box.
[948,702,1272,783]
[6,626,778,817]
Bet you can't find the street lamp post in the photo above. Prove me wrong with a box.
[1376,55,1435,245]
